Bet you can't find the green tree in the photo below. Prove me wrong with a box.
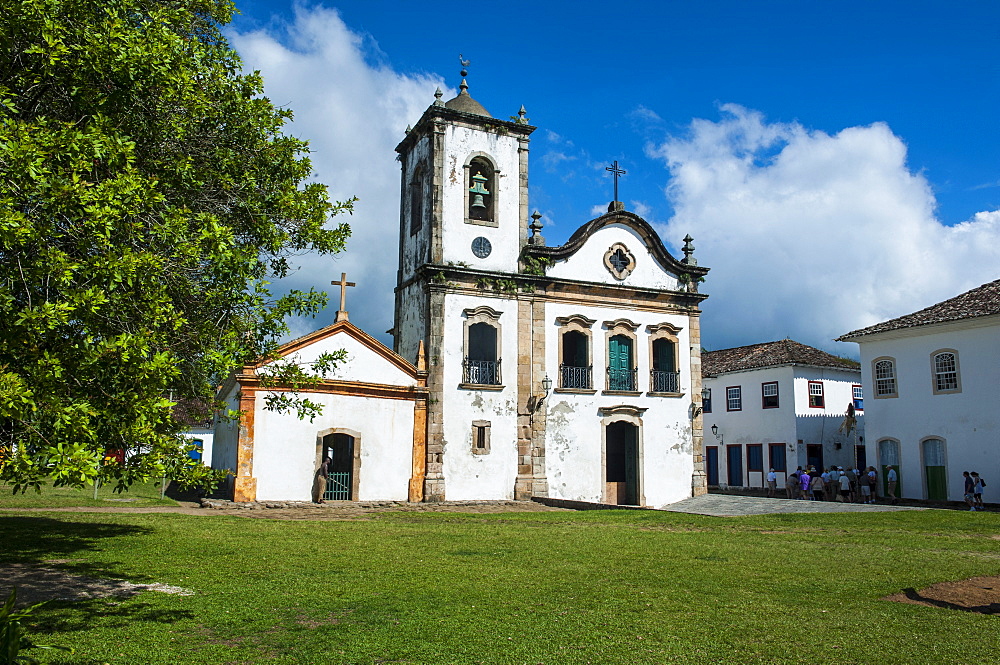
[0,0,352,492]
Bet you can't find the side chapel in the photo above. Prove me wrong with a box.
[212,69,711,508]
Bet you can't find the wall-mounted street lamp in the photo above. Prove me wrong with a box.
[528,374,553,421]
[711,423,718,437]
[692,386,712,417]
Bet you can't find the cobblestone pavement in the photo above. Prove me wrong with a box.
[661,494,928,517]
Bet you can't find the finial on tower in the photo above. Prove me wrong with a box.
[433,87,444,106]
[681,234,697,266]
[528,210,545,246]
[516,105,528,124]
[459,54,471,95]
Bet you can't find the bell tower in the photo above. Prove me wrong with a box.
[392,63,535,364]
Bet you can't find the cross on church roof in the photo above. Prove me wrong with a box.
[605,160,626,204]
[332,272,356,323]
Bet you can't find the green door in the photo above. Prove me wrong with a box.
[922,438,947,500]
[608,335,633,390]
[878,439,900,498]
[623,424,639,506]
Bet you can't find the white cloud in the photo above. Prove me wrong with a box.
[650,104,1000,355]
[228,7,445,343]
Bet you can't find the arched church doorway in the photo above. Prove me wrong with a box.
[321,432,358,500]
[605,420,640,506]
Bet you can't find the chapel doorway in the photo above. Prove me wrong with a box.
[922,438,946,500]
[321,432,356,501]
[605,421,639,505]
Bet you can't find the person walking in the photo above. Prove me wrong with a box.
[963,471,976,510]
[886,465,898,505]
[786,471,799,499]
[810,472,825,501]
[828,466,840,501]
[866,466,878,504]
[972,472,985,510]
[846,466,859,502]
[838,469,851,502]
[821,467,832,501]
[766,468,777,498]
[800,469,811,500]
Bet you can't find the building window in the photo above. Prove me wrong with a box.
[702,388,712,413]
[466,156,495,225]
[808,381,825,408]
[556,314,596,391]
[931,350,961,394]
[726,386,742,411]
[761,382,779,409]
[603,242,636,280]
[873,358,897,398]
[649,323,681,393]
[747,444,763,473]
[852,385,864,410]
[472,420,491,455]
[409,167,424,235]
[607,335,636,391]
[462,306,503,387]
[603,319,639,393]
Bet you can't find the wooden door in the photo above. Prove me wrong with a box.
[922,438,945,500]
[706,446,719,486]
[727,445,743,486]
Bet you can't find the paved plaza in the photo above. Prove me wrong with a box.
[662,493,928,517]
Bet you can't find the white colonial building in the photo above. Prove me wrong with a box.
[701,340,864,489]
[837,279,1000,502]
[212,71,713,506]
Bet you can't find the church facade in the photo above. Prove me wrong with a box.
[392,77,710,507]
[213,73,711,508]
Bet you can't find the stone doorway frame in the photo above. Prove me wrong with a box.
[599,405,646,506]
[316,427,362,501]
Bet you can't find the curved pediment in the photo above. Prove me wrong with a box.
[523,210,709,279]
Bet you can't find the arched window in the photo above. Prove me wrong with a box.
[409,167,424,235]
[873,358,897,398]
[467,157,495,223]
[931,350,961,394]
[556,314,596,391]
[462,306,502,387]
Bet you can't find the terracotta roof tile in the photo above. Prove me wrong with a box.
[837,279,1000,341]
[702,339,859,377]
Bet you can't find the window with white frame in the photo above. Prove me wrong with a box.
[761,382,779,409]
[726,386,742,411]
[808,381,825,408]
[852,385,864,410]
[873,358,897,397]
[932,350,960,394]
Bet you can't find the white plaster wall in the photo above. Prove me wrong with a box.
[181,429,214,467]
[266,331,415,387]
[440,125,522,272]
[855,318,1000,501]
[702,366,864,487]
[252,391,414,502]
[399,134,432,280]
[546,224,681,290]
[440,291,520,500]
[395,282,426,367]
[543,301,695,507]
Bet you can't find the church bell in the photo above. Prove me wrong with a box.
[469,172,490,211]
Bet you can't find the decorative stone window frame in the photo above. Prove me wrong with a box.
[646,322,683,396]
[471,420,491,455]
[315,427,362,502]
[603,242,636,280]
[872,357,898,399]
[460,305,504,390]
[930,349,962,395]
[555,314,597,394]
[603,318,640,396]
[409,163,425,236]
[598,405,647,507]
[464,152,500,228]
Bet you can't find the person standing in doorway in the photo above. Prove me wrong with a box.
[312,456,331,504]
[766,468,777,498]
[886,465,898,505]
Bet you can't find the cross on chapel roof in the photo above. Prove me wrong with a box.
[332,272,356,323]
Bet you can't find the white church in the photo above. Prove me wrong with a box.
[212,70,712,508]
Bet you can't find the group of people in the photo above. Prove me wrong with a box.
[963,471,987,511]
[766,465,899,505]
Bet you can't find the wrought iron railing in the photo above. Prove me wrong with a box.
[463,358,502,385]
[559,364,592,390]
[607,367,637,391]
[650,370,679,393]
[324,472,351,501]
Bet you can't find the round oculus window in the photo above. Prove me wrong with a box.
[471,236,492,258]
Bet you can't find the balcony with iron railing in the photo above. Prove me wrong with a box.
[650,370,679,393]
[606,367,638,392]
[559,364,593,390]
[463,358,502,386]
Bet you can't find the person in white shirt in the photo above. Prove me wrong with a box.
[766,468,777,498]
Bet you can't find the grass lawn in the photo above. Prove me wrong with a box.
[1,508,998,664]
[0,481,179,509]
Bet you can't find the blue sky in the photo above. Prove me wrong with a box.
[227,1,1000,355]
